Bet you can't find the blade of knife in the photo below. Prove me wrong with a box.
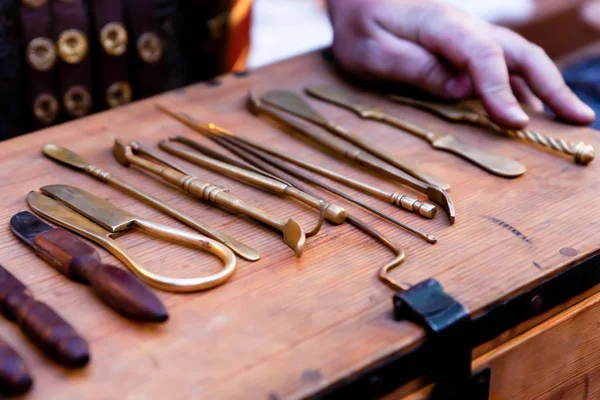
[262,90,329,126]
[42,144,88,170]
[40,185,136,233]
[10,211,54,248]
[27,191,115,240]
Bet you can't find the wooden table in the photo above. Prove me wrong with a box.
[1,52,599,399]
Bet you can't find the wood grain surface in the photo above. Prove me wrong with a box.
[0,52,599,399]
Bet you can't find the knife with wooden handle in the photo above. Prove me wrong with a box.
[0,336,32,396]
[0,264,89,368]
[306,84,526,178]
[10,211,168,323]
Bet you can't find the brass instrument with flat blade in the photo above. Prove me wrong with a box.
[42,143,260,261]
[306,85,526,178]
[28,186,237,293]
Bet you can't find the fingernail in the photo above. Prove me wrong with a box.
[578,102,596,121]
[445,77,471,99]
[508,105,529,125]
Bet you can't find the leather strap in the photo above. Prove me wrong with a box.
[91,0,131,108]
[52,0,94,118]
[20,0,60,127]
[123,0,164,98]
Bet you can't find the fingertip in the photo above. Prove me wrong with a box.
[571,101,596,125]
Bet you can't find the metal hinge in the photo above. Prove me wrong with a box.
[393,279,491,399]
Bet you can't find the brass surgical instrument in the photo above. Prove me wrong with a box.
[112,140,306,257]
[167,116,436,243]
[306,84,527,178]
[170,134,436,219]
[170,134,410,289]
[261,90,451,190]
[208,130,437,243]
[155,107,411,289]
[244,90,456,224]
[388,94,596,165]
[42,143,260,262]
[132,141,330,237]
[28,186,237,292]
[209,139,411,289]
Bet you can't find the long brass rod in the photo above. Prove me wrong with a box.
[169,135,291,184]
[153,140,346,226]
[216,134,437,244]
[190,133,437,219]
[112,140,307,257]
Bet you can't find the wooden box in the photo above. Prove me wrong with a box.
[1,52,599,399]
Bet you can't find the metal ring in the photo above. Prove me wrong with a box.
[26,37,57,71]
[100,22,128,56]
[57,29,88,64]
[136,32,162,64]
[63,85,92,117]
[33,93,59,125]
[106,81,132,108]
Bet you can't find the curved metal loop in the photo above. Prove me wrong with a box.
[305,200,325,238]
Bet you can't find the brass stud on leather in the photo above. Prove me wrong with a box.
[33,93,59,125]
[106,81,132,108]
[57,29,88,64]
[100,22,128,56]
[26,37,57,71]
[136,32,162,64]
[63,85,92,117]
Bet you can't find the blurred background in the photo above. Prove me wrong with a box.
[248,0,600,69]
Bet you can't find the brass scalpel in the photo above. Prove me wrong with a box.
[176,120,437,244]
[112,140,306,257]
[28,186,236,292]
[243,91,456,224]
[42,144,260,262]
[261,90,450,190]
[132,141,331,237]
[388,94,596,165]
[306,85,527,178]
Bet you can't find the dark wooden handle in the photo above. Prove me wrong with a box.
[4,293,89,368]
[34,228,168,323]
[0,336,32,396]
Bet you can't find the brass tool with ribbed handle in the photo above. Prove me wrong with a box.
[306,85,527,178]
[42,143,260,261]
[261,90,450,190]
[112,140,306,257]
[388,94,595,165]
[133,140,330,237]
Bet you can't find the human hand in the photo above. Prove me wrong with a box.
[326,0,596,128]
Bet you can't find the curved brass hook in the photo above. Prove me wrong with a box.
[378,247,409,292]
[305,200,325,238]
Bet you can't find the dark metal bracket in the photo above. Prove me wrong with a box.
[312,253,600,400]
[393,279,490,400]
